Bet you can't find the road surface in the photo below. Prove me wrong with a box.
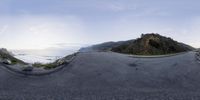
[0,51,200,100]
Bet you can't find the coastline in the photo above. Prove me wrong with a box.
[0,53,77,76]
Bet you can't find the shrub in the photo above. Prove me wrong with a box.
[33,62,58,69]
[0,49,26,65]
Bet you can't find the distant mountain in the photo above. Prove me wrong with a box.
[79,40,133,52]
[93,40,135,51]
[86,33,195,55]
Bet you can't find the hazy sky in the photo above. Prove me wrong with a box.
[0,0,200,49]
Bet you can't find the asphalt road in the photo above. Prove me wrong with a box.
[0,51,200,100]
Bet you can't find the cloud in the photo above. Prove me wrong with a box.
[100,1,137,12]
[0,15,88,49]
[0,0,200,49]
[0,25,8,35]
[106,3,131,12]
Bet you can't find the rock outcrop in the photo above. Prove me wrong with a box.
[0,48,25,65]
[111,33,194,55]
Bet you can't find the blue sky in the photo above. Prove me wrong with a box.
[0,0,200,49]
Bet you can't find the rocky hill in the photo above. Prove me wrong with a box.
[85,33,195,55]
[0,48,26,64]
[111,33,195,55]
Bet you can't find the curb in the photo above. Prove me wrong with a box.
[1,53,77,76]
[128,51,189,58]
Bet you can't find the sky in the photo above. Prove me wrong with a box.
[0,0,200,49]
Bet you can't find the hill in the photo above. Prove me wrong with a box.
[0,48,26,64]
[92,40,134,51]
[85,33,195,55]
[79,40,135,52]
[111,33,195,55]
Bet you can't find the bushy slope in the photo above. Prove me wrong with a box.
[91,40,134,51]
[111,33,195,55]
[0,48,26,64]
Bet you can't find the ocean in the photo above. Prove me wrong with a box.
[11,47,80,64]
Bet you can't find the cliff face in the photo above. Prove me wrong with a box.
[111,33,194,55]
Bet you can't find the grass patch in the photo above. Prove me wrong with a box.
[32,53,76,69]
[0,49,27,65]
[33,62,58,69]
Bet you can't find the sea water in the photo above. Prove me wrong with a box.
[11,47,80,64]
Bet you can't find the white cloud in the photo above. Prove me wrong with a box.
[108,3,127,12]
[0,15,87,50]
[0,25,8,35]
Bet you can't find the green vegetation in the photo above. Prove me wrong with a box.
[0,48,26,65]
[33,53,76,69]
[111,33,195,55]
[33,62,58,69]
[87,33,194,55]
[90,40,134,51]
[0,48,76,70]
